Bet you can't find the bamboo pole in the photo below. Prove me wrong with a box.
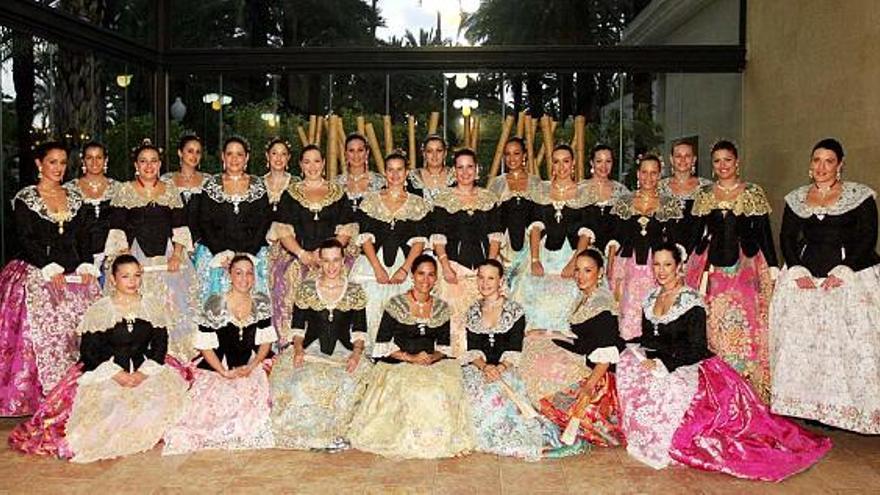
[296,126,309,147]
[307,115,317,144]
[536,117,557,174]
[364,123,386,173]
[515,111,526,138]
[489,115,514,179]
[356,116,366,136]
[462,116,471,151]
[525,117,536,175]
[336,117,347,170]
[407,115,417,169]
[315,115,325,147]
[575,116,586,181]
[383,115,393,155]
[427,112,440,136]
[471,116,481,152]
[327,116,338,179]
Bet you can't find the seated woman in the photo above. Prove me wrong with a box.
[9,255,189,463]
[617,243,832,481]
[271,239,371,451]
[163,254,276,455]
[539,248,625,449]
[349,254,474,459]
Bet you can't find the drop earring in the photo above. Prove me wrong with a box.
[590,166,595,175]
[836,168,842,180]
[808,170,814,181]
[81,165,86,175]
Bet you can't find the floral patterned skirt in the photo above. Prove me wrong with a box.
[539,373,625,448]
[348,360,474,459]
[518,333,590,405]
[349,248,411,346]
[685,250,774,402]
[434,261,479,358]
[270,349,371,450]
[462,366,545,461]
[770,264,880,434]
[511,242,580,333]
[609,255,656,341]
[0,260,99,416]
[163,360,274,455]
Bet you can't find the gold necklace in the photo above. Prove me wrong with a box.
[815,181,838,199]
[716,181,740,193]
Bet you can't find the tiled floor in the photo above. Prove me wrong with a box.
[0,419,877,494]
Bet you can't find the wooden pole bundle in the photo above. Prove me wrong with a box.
[471,116,481,152]
[536,116,556,175]
[427,112,440,136]
[383,115,394,155]
[525,116,536,175]
[356,116,366,136]
[315,115,325,147]
[515,111,526,138]
[364,123,386,173]
[407,115,417,169]
[489,115,515,178]
[462,116,471,151]
[296,126,309,147]
[575,116,586,181]
[327,115,339,179]
[307,115,317,144]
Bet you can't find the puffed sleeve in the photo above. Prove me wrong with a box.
[751,214,778,267]
[290,306,309,340]
[12,198,52,269]
[585,312,622,365]
[194,324,220,350]
[145,325,169,366]
[350,307,368,344]
[355,209,377,247]
[429,206,450,247]
[486,203,504,245]
[79,331,113,372]
[779,204,806,270]
[371,311,400,358]
[435,319,452,357]
[847,196,879,272]
[499,314,525,366]
[255,317,278,346]
[185,192,203,245]
[665,307,711,372]
[197,196,222,255]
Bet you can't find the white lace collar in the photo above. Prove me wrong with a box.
[465,299,524,335]
[785,182,876,219]
[202,174,267,204]
[658,177,712,201]
[12,185,84,221]
[569,287,618,325]
[199,292,273,329]
[64,178,120,204]
[78,295,169,334]
[642,286,704,325]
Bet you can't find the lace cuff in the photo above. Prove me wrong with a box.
[577,227,596,243]
[209,250,235,268]
[194,331,219,350]
[351,331,367,344]
[138,359,164,376]
[605,240,621,259]
[335,222,358,239]
[407,236,428,247]
[40,262,65,281]
[528,221,546,234]
[171,227,194,252]
[79,359,124,386]
[290,327,307,340]
[488,232,505,244]
[75,263,101,277]
[104,228,128,256]
[499,350,522,367]
[769,266,780,281]
[430,233,448,246]
[436,345,453,357]
[785,265,813,280]
[357,233,376,247]
[267,221,295,243]
[462,349,487,364]
[255,326,278,345]
[587,346,620,364]
[828,264,856,282]
[371,340,400,358]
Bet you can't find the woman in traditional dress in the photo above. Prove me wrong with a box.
[406,134,455,203]
[658,139,712,228]
[270,145,357,344]
[64,141,120,266]
[461,259,549,460]
[163,254,276,454]
[350,151,431,342]
[771,138,880,434]
[103,139,199,360]
[608,154,687,340]
[539,249,625,449]
[194,137,272,303]
[581,145,630,256]
[335,133,386,213]
[271,239,370,450]
[9,255,189,462]
[263,137,299,345]
[685,140,777,402]
[617,243,831,481]
[161,134,208,245]
[487,137,541,295]
[431,148,502,357]
[349,254,473,458]
[0,142,101,416]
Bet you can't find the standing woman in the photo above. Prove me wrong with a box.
[686,140,777,402]
[0,141,101,416]
[163,254,276,455]
[349,254,474,458]
[582,145,630,256]
[64,141,120,264]
[658,139,712,223]
[9,255,189,463]
[271,239,370,450]
[771,138,880,434]
[617,244,831,481]
[487,137,541,294]
[406,134,455,203]
[161,135,208,246]
[608,154,687,340]
[269,145,357,344]
[103,139,199,361]
[350,151,431,342]
[194,137,273,303]
[431,148,502,357]
[263,137,299,345]
[539,249,625,449]
[335,133,386,212]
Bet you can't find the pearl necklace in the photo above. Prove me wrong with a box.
[716,181,740,193]
[815,181,838,199]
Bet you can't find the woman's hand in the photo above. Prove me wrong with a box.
[51,273,66,289]
[129,371,147,387]
[237,364,256,378]
[530,260,545,277]
[640,359,657,371]
[482,364,502,383]
[390,267,408,284]
[112,371,134,387]
[346,351,362,374]
[412,351,433,366]
[372,264,391,284]
[167,254,181,273]
[292,349,305,368]
[79,273,95,286]
[795,276,817,289]
[821,274,844,290]
[560,258,576,279]
[443,265,458,284]
[219,368,238,380]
